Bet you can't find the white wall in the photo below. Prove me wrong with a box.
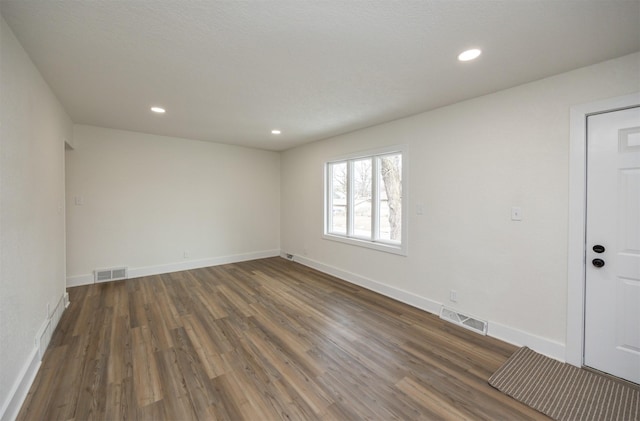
[281,53,640,359]
[0,16,72,419]
[66,125,280,283]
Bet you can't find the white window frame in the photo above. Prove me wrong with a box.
[324,145,408,256]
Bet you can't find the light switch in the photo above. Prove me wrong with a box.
[75,196,84,206]
[416,205,424,215]
[511,206,522,221]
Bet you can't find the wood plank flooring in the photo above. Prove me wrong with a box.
[18,257,549,420]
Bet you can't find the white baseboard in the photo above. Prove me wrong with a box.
[0,291,67,421]
[129,249,280,278]
[488,322,565,361]
[66,273,93,287]
[66,249,281,287]
[0,349,40,421]
[291,254,442,315]
[288,254,566,362]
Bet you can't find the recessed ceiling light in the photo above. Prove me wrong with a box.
[271,129,281,135]
[458,49,482,62]
[150,106,166,113]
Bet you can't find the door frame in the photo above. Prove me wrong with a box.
[566,92,640,367]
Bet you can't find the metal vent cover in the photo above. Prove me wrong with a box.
[94,267,128,283]
[440,306,488,335]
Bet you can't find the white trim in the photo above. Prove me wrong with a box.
[0,349,40,421]
[488,322,565,362]
[1,291,68,421]
[322,234,406,256]
[66,274,93,287]
[128,249,280,278]
[289,254,565,360]
[567,92,640,367]
[66,249,281,286]
[292,254,441,314]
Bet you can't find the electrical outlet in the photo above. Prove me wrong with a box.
[449,290,458,303]
[183,250,189,259]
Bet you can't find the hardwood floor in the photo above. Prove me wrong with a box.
[18,257,548,420]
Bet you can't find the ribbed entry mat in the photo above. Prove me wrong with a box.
[489,347,639,421]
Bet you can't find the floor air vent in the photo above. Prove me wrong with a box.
[94,267,128,283]
[440,306,488,335]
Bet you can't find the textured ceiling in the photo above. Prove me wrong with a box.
[1,1,639,151]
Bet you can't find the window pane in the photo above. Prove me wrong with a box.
[325,149,405,254]
[378,154,402,242]
[329,162,347,235]
[353,158,372,238]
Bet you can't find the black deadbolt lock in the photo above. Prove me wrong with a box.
[593,245,605,253]
[592,258,605,268]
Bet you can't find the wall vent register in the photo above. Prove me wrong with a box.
[440,306,488,335]
[94,267,128,283]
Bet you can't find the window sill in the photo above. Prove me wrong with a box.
[322,233,407,256]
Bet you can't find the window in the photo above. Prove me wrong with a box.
[325,147,406,255]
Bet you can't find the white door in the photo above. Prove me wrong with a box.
[584,106,640,384]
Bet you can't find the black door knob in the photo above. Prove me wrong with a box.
[593,245,605,253]
[592,258,605,268]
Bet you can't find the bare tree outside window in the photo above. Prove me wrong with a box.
[353,159,372,238]
[380,154,402,242]
[329,162,347,234]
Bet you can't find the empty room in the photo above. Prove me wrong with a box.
[1,1,639,420]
